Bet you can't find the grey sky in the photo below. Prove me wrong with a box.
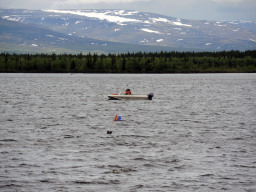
[0,0,255,21]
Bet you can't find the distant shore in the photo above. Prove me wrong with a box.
[1,50,255,73]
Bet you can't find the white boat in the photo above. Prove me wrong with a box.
[108,88,154,100]
[108,93,154,100]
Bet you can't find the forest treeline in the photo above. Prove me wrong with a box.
[0,50,256,73]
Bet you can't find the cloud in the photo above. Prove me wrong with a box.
[212,0,242,2]
[53,0,150,5]
[48,0,151,9]
[0,0,150,9]
[83,0,150,2]
[0,0,255,21]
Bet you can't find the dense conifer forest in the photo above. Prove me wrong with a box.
[0,50,256,73]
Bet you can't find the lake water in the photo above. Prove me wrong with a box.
[0,73,256,192]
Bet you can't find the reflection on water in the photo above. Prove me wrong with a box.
[0,73,256,191]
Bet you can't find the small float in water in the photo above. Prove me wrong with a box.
[108,88,154,100]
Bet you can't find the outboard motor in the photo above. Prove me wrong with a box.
[147,93,154,100]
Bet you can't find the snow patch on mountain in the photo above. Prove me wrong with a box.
[156,39,163,42]
[140,39,149,43]
[149,17,192,27]
[141,28,163,34]
[172,20,192,27]
[150,17,170,23]
[2,16,23,22]
[113,10,138,16]
[43,9,141,25]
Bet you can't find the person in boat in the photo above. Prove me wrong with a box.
[124,88,131,95]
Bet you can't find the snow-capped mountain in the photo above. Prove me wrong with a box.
[1,9,256,53]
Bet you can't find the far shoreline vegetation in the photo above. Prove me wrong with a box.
[0,50,256,73]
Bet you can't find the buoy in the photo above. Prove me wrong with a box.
[107,115,121,134]
[114,115,121,121]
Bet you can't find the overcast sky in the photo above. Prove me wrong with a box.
[0,0,255,21]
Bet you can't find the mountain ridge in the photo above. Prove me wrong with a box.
[0,9,256,53]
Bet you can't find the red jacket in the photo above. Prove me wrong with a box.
[125,90,131,95]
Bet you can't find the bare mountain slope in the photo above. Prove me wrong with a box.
[1,9,256,53]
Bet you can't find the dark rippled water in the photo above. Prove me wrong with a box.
[1,73,256,192]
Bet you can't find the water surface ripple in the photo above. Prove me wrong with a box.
[0,73,255,192]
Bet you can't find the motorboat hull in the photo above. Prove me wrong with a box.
[108,93,154,100]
